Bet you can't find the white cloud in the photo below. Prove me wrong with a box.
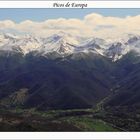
[0,13,140,39]
[0,20,15,29]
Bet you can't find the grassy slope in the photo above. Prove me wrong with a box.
[58,116,117,131]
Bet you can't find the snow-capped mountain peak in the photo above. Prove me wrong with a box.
[38,32,79,55]
[105,42,130,61]
[0,32,140,61]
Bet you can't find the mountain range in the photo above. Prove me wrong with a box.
[1,32,140,61]
[0,32,140,110]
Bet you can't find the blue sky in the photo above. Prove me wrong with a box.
[0,9,140,22]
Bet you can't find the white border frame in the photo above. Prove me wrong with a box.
[0,132,140,139]
[0,1,139,8]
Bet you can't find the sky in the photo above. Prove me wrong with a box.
[0,9,140,22]
[0,9,140,39]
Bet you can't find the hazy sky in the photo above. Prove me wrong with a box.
[0,9,140,22]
